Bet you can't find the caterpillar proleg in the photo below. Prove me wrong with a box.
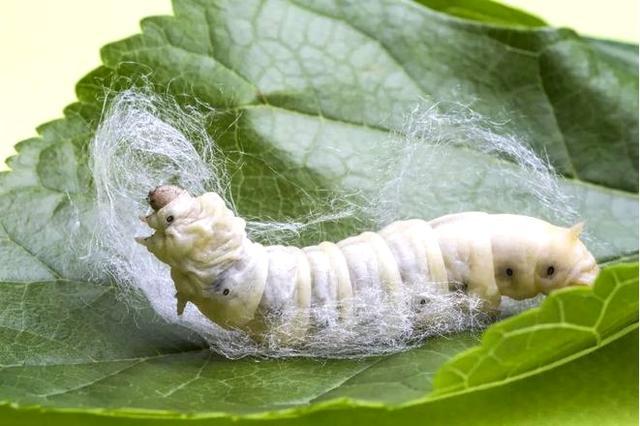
[136,185,599,338]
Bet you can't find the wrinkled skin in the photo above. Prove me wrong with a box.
[137,185,600,334]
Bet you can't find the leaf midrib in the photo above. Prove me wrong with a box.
[0,350,208,371]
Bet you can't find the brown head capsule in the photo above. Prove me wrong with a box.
[148,185,187,211]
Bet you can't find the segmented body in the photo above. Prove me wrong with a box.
[139,190,599,337]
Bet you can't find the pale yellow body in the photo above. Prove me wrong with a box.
[138,190,599,337]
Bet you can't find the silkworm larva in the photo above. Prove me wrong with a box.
[136,185,599,337]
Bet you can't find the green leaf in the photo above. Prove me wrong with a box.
[0,278,480,413]
[0,0,638,424]
[415,0,547,27]
[0,268,637,424]
[432,263,639,396]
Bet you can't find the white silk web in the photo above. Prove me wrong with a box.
[87,89,577,358]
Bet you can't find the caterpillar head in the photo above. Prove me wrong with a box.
[135,185,198,265]
[136,185,247,272]
[137,186,264,330]
[142,185,193,233]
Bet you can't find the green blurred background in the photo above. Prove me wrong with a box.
[0,0,637,170]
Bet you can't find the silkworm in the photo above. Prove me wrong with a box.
[136,185,599,337]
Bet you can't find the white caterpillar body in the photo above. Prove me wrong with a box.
[137,186,599,337]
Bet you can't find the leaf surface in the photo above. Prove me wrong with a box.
[0,265,636,424]
[0,0,637,423]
